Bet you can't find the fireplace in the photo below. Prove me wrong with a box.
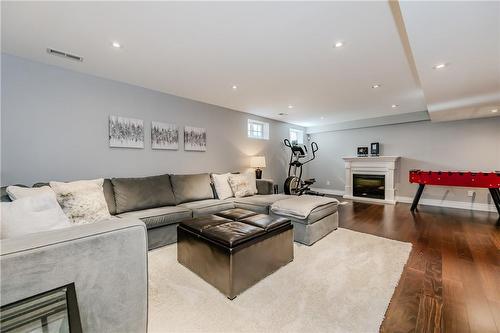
[343,156,399,204]
[353,174,385,200]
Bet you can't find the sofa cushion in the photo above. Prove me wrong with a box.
[117,206,192,229]
[297,202,338,224]
[271,202,338,225]
[111,174,175,214]
[178,199,235,217]
[103,179,117,215]
[170,173,214,204]
[234,194,289,214]
[256,179,274,195]
[270,196,339,223]
[32,182,49,188]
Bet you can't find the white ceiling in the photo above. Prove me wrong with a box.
[399,1,500,122]
[1,1,498,127]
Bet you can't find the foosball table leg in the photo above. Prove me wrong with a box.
[488,188,500,215]
[410,184,425,212]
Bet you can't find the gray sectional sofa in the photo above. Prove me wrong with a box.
[1,172,339,249]
[1,172,339,332]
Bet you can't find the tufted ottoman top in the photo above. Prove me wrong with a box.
[215,208,258,221]
[180,208,291,248]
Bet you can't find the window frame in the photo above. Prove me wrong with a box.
[289,128,304,145]
[247,119,269,140]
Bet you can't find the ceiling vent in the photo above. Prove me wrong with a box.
[46,48,83,62]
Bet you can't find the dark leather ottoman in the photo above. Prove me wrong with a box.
[177,210,293,299]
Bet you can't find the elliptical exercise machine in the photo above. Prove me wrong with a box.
[283,139,324,196]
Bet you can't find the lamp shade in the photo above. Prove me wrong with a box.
[250,156,266,168]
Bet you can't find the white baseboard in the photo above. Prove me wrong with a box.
[311,188,498,213]
[343,195,396,205]
[309,188,345,196]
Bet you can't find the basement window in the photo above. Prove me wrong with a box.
[289,128,304,145]
[248,119,269,140]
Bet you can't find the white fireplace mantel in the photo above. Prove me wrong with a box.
[342,156,400,204]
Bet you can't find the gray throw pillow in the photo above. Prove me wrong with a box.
[112,174,176,214]
[170,173,214,204]
[103,179,117,215]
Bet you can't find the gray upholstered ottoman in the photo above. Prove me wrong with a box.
[270,196,339,245]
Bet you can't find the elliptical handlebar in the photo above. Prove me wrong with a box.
[283,138,319,165]
[302,141,318,165]
[311,142,319,154]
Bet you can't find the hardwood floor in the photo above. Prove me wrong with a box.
[334,198,499,333]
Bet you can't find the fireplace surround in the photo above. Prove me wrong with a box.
[342,156,400,204]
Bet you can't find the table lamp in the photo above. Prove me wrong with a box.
[250,156,266,179]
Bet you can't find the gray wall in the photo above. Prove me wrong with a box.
[308,118,500,205]
[1,54,301,187]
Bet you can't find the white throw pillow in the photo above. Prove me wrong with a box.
[246,172,258,195]
[212,173,234,200]
[6,185,55,201]
[0,192,71,239]
[228,173,257,198]
[50,178,111,224]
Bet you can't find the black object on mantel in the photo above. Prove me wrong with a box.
[255,168,263,179]
[370,142,380,156]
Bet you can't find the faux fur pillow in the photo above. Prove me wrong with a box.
[50,179,111,224]
[228,173,257,198]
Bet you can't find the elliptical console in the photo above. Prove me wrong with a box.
[283,139,323,196]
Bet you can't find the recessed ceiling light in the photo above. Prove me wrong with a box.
[112,41,121,48]
[433,63,447,70]
[491,109,498,113]
[288,105,294,109]
[391,104,399,108]
[320,116,325,120]
[371,84,381,89]
[232,85,238,90]
[334,41,344,48]
[278,112,288,116]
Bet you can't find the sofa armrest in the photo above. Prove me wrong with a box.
[257,179,275,195]
[0,218,148,333]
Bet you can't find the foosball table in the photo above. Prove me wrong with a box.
[409,170,500,214]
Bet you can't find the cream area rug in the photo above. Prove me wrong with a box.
[148,228,412,333]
